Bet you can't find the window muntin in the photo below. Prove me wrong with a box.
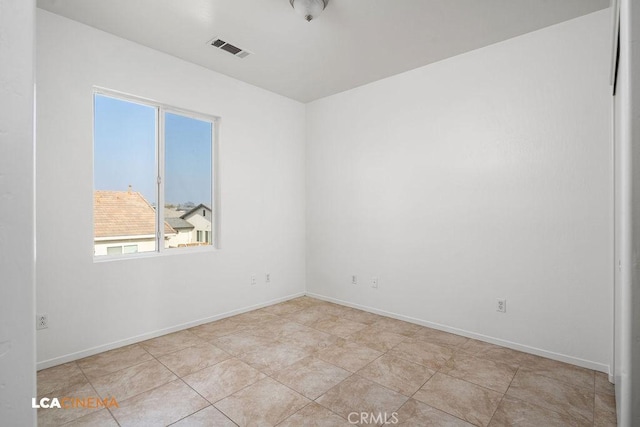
[93,91,217,258]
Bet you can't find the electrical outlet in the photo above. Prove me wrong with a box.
[251,275,257,286]
[497,299,506,313]
[36,314,48,330]
[351,275,357,285]
[265,273,271,284]
[372,277,379,289]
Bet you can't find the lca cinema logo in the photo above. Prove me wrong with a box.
[32,396,119,409]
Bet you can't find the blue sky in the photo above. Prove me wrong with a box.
[94,95,212,207]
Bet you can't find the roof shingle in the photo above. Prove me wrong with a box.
[94,190,175,238]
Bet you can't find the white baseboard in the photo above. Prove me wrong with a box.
[306,292,611,374]
[37,292,305,370]
[38,290,612,377]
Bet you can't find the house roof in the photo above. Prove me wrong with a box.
[164,207,186,218]
[94,190,176,238]
[181,204,212,219]
[165,217,194,230]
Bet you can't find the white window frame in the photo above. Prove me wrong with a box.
[93,87,221,261]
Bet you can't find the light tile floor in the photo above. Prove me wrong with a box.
[37,297,617,426]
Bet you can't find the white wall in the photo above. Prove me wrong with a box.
[0,0,36,424]
[614,0,640,424]
[36,10,306,367]
[306,10,613,370]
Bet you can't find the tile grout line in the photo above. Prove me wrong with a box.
[485,366,519,427]
[497,367,597,426]
[165,405,238,427]
[400,349,481,427]
[271,303,464,424]
[147,343,243,426]
[309,372,359,423]
[74,360,123,427]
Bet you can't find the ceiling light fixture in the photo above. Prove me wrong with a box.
[290,0,328,22]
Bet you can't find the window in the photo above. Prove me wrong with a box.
[93,90,217,257]
[107,246,122,256]
[124,245,138,254]
[105,245,138,255]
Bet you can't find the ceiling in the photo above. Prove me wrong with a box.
[37,0,610,103]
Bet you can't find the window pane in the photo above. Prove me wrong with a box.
[123,245,139,254]
[93,94,157,256]
[106,246,123,255]
[164,112,213,249]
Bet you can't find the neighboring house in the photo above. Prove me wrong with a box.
[165,217,195,248]
[164,207,186,218]
[180,204,213,244]
[94,190,176,255]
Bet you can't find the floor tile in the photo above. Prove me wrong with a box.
[595,392,616,416]
[282,306,335,325]
[340,308,383,325]
[272,356,351,399]
[158,342,231,377]
[356,354,435,396]
[458,340,528,368]
[110,379,208,427]
[594,411,617,427]
[372,317,422,337]
[595,372,615,396]
[317,339,383,372]
[506,370,594,424]
[440,352,516,393]
[36,297,610,427]
[37,381,101,427]
[260,300,307,316]
[37,362,87,396]
[388,339,454,370]
[229,310,280,326]
[77,344,153,381]
[316,375,408,423]
[140,330,205,357]
[215,377,310,426]
[250,318,313,340]
[280,328,340,353]
[395,399,474,426]
[212,330,276,356]
[290,296,323,308]
[413,373,503,427]
[189,319,248,341]
[90,359,177,402]
[239,341,312,375]
[348,326,408,352]
[170,405,237,426]
[269,297,319,314]
[182,358,265,403]
[308,315,369,339]
[314,302,355,318]
[413,327,469,347]
[519,354,594,390]
[489,395,591,427]
[63,409,119,427]
[278,402,350,427]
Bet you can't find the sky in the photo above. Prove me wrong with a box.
[93,95,212,207]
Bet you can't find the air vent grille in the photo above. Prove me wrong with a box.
[208,38,252,59]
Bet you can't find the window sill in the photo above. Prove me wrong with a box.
[93,245,219,263]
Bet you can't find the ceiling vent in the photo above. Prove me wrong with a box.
[208,38,251,59]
